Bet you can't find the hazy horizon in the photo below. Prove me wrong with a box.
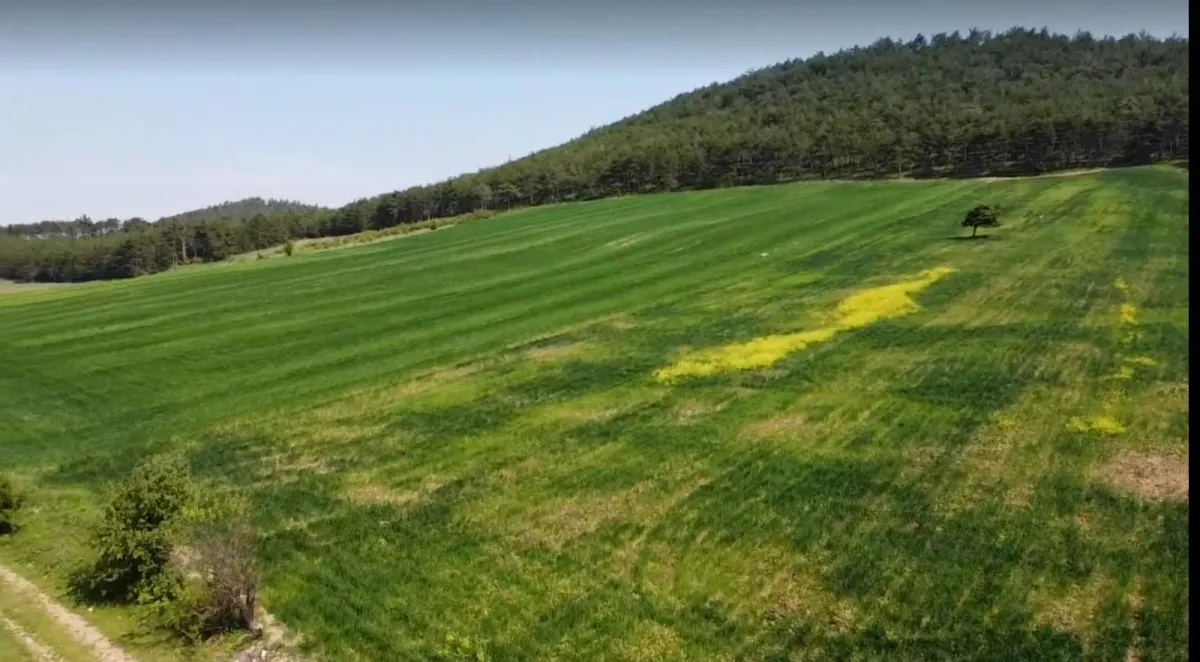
[0,0,1188,225]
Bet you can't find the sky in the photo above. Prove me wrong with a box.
[0,0,1189,224]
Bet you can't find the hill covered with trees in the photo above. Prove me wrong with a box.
[2,198,330,242]
[1,27,1188,283]
[156,197,330,225]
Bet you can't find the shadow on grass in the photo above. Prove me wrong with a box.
[944,234,998,241]
[653,450,1123,661]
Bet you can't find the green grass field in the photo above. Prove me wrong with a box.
[0,166,1189,661]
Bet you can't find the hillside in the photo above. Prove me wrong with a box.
[346,28,1187,224]
[0,166,1189,660]
[0,28,1188,284]
[1,198,329,239]
[156,197,331,224]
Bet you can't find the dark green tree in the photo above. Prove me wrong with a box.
[962,205,1001,237]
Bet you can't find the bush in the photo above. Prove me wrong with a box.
[71,454,196,603]
[156,519,261,642]
[0,473,26,535]
[71,454,263,642]
[282,240,295,257]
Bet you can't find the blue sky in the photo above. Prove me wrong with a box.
[0,0,1188,224]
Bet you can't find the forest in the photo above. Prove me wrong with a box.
[0,28,1188,283]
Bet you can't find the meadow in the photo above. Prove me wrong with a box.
[0,166,1189,661]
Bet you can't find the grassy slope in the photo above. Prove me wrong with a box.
[0,166,1189,661]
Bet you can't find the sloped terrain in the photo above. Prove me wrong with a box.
[0,166,1189,660]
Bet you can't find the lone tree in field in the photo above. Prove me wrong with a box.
[962,205,1000,237]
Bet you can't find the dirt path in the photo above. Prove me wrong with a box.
[0,563,138,662]
[972,167,1110,182]
[1,613,64,662]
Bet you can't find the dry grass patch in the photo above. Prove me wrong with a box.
[614,622,684,662]
[1031,573,1117,652]
[1124,577,1146,662]
[302,422,389,446]
[260,452,333,480]
[364,364,484,404]
[562,408,624,424]
[603,314,638,331]
[341,473,448,509]
[672,400,727,424]
[605,233,655,250]
[512,473,710,551]
[270,513,340,535]
[1095,451,1188,502]
[232,363,485,448]
[740,414,808,439]
[528,387,665,429]
[534,402,625,426]
[761,568,859,635]
[523,341,591,363]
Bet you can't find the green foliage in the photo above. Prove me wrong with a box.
[282,240,296,257]
[150,577,214,644]
[70,454,196,603]
[0,473,26,534]
[962,204,1001,236]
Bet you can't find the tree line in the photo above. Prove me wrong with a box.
[1,27,1188,283]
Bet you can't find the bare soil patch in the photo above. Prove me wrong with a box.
[1098,451,1188,502]
[229,608,306,662]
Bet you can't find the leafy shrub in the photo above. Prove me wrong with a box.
[282,240,295,257]
[71,454,196,603]
[0,473,26,534]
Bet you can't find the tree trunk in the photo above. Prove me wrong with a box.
[972,226,978,237]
